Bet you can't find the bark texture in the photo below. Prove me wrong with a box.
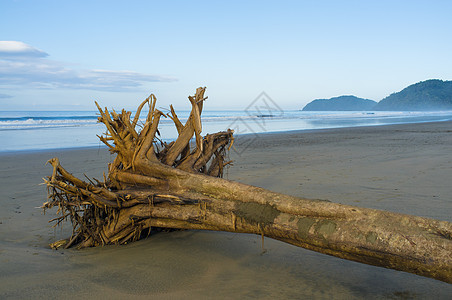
[43,87,452,283]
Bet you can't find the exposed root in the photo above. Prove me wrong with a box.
[44,87,233,248]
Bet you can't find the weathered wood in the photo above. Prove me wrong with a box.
[43,87,452,283]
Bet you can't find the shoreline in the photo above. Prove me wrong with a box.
[2,119,451,155]
[245,118,452,139]
[1,120,451,298]
[0,144,108,157]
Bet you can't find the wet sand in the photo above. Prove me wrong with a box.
[1,121,451,299]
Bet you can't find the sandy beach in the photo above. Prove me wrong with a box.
[1,121,451,299]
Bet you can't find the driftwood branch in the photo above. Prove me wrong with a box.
[43,87,452,283]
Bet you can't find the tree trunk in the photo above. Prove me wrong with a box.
[43,87,452,283]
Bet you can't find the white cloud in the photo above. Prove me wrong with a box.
[0,41,177,92]
[0,41,48,58]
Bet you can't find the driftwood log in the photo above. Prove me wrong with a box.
[43,87,452,283]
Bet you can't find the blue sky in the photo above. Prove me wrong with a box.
[1,0,452,110]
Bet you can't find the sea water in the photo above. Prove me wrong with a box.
[1,110,452,152]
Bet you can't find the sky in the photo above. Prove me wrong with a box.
[1,0,452,111]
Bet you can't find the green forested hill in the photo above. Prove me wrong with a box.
[374,79,452,111]
[302,95,377,111]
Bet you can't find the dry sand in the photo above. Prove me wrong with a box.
[1,121,451,299]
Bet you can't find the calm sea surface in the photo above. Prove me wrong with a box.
[1,110,452,152]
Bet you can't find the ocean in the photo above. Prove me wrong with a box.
[1,109,452,152]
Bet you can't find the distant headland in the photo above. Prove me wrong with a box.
[302,95,377,111]
[302,79,452,111]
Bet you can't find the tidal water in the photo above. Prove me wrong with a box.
[1,109,452,152]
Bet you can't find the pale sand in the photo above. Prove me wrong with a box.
[1,121,451,299]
